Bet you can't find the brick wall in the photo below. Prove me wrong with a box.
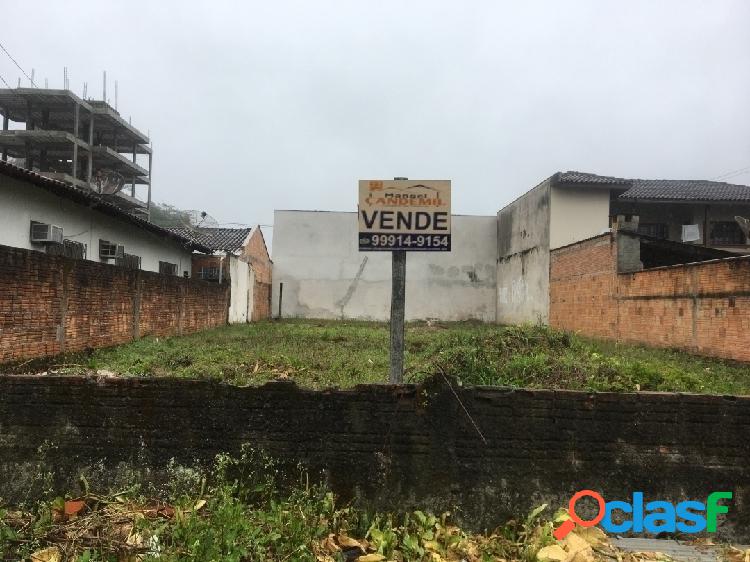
[191,254,228,282]
[239,228,272,320]
[0,244,229,363]
[550,234,750,362]
[0,375,748,540]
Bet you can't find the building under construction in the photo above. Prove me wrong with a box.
[0,88,152,216]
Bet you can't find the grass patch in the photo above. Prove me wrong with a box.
[5,320,750,394]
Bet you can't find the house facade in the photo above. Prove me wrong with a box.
[168,226,272,322]
[497,171,750,324]
[0,160,208,275]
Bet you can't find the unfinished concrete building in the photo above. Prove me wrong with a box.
[0,88,152,217]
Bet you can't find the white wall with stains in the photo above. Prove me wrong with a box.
[228,257,252,324]
[272,210,497,321]
[496,179,551,325]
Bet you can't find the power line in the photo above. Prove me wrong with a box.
[719,170,750,183]
[0,41,36,87]
[711,165,750,182]
[0,70,29,103]
[0,70,13,90]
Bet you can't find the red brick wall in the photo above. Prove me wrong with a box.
[550,234,750,362]
[0,244,229,363]
[239,228,272,320]
[190,255,228,282]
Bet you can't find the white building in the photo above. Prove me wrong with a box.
[497,171,750,325]
[0,160,209,274]
[272,210,497,321]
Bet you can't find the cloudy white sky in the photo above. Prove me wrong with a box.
[2,0,749,237]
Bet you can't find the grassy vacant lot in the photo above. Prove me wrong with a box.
[13,320,750,394]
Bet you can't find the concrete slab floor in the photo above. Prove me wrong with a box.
[613,538,748,562]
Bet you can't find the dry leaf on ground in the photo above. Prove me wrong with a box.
[30,547,62,562]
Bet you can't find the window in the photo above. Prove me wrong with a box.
[99,240,124,260]
[159,261,178,276]
[199,266,220,280]
[47,239,87,260]
[710,222,745,246]
[637,223,668,239]
[116,253,142,270]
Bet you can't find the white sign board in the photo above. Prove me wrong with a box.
[358,179,451,251]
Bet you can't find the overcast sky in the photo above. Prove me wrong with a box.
[2,0,749,239]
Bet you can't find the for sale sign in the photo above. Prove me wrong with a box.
[358,180,451,251]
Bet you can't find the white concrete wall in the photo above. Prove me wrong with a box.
[549,186,611,250]
[0,175,193,274]
[228,257,251,324]
[496,180,551,324]
[272,210,497,321]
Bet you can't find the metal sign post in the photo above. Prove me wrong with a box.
[358,178,451,383]
[390,249,406,384]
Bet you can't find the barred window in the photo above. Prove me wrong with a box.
[159,261,178,275]
[116,253,142,270]
[47,239,87,260]
[199,266,220,280]
[710,222,745,246]
[637,223,668,239]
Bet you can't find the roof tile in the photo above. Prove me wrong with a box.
[168,227,252,252]
[620,179,750,202]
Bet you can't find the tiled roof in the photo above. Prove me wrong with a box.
[0,160,212,252]
[553,170,750,202]
[167,227,252,252]
[619,179,750,202]
[553,171,632,186]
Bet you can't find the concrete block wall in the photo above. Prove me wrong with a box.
[0,375,748,540]
[0,244,229,363]
[496,180,551,324]
[272,211,497,321]
[550,234,750,362]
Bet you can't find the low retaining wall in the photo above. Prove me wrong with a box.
[1,375,748,539]
[0,244,229,363]
[550,234,750,362]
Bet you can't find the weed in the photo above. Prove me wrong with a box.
[6,320,749,394]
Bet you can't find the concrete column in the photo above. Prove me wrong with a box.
[24,142,31,170]
[86,115,94,183]
[1,108,8,161]
[25,99,33,130]
[614,215,642,273]
[703,205,709,247]
[131,144,137,197]
[146,151,152,220]
[71,103,79,179]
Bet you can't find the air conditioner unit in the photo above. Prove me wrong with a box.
[30,222,64,244]
[99,240,125,259]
